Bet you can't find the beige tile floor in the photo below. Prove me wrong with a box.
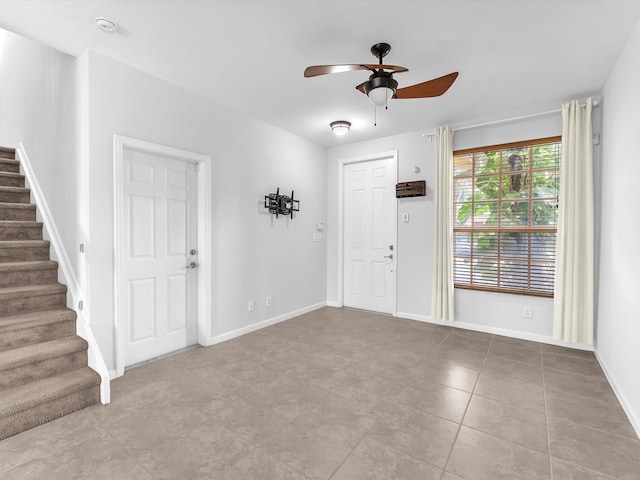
[1,307,639,479]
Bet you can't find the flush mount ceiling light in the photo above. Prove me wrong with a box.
[330,121,351,136]
[95,17,118,34]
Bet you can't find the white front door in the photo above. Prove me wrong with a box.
[122,149,198,366]
[343,156,397,314]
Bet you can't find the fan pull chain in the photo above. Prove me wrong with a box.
[373,104,377,126]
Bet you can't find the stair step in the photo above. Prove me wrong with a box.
[0,172,25,188]
[0,308,76,350]
[0,283,67,316]
[0,146,15,157]
[0,186,30,203]
[0,367,100,440]
[0,158,20,173]
[0,260,58,287]
[0,336,88,390]
[0,220,43,240]
[0,203,36,221]
[0,240,50,263]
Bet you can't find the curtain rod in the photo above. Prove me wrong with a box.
[423,100,600,138]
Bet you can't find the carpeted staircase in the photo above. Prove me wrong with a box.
[0,146,100,441]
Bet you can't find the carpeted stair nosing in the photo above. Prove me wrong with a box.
[0,283,66,301]
[0,308,75,334]
[0,336,87,372]
[0,368,100,418]
[0,260,57,273]
[0,240,49,248]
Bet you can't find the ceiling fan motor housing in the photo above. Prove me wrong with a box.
[364,71,398,96]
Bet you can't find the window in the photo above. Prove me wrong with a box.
[453,136,561,297]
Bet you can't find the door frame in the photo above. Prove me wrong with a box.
[113,135,212,378]
[338,151,398,315]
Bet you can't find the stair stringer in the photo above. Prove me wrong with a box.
[16,143,110,404]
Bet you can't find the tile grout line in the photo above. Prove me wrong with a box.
[326,432,368,480]
[438,334,494,480]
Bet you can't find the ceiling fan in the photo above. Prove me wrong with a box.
[304,42,458,108]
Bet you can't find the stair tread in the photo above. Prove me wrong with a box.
[0,203,35,210]
[0,146,16,154]
[0,308,75,333]
[0,367,100,418]
[0,336,87,370]
[0,220,42,226]
[0,260,57,272]
[0,172,23,178]
[0,158,18,165]
[0,283,66,299]
[0,240,49,247]
[0,186,28,192]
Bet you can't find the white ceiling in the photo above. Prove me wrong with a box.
[1,1,639,147]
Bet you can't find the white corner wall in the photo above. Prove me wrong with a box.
[0,28,79,272]
[84,52,327,372]
[596,17,640,435]
[327,113,600,344]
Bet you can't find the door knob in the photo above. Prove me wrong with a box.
[384,254,393,259]
[183,262,197,269]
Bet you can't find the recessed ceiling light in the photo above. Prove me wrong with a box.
[330,120,351,136]
[95,17,118,34]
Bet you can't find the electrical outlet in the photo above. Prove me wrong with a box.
[402,213,409,222]
[523,306,533,318]
[266,296,272,307]
[248,300,254,312]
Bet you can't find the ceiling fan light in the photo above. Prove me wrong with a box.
[330,120,351,136]
[368,86,394,107]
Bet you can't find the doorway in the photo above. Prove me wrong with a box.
[340,152,397,314]
[114,136,212,377]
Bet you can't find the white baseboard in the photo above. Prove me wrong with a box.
[594,350,640,439]
[326,301,340,308]
[395,311,594,351]
[206,302,327,346]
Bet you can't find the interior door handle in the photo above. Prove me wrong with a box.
[182,262,197,269]
[384,254,393,259]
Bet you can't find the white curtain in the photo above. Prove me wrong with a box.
[553,98,594,344]
[432,126,455,321]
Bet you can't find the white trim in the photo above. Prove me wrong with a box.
[17,144,111,404]
[113,135,213,378]
[326,301,340,308]
[206,302,326,346]
[395,310,594,351]
[338,151,398,315]
[594,350,640,439]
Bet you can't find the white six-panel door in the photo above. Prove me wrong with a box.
[122,149,198,367]
[343,157,397,314]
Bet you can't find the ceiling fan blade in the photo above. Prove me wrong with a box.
[304,64,408,78]
[394,72,459,99]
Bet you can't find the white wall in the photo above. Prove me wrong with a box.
[327,113,595,343]
[83,52,327,372]
[596,17,640,434]
[0,28,79,271]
